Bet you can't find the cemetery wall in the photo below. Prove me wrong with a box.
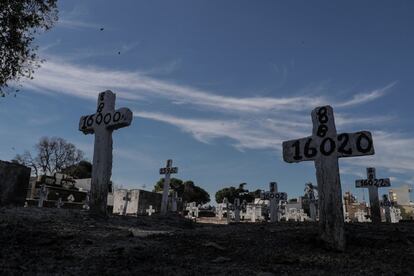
[0,160,31,206]
[113,189,162,215]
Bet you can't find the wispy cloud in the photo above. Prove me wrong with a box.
[57,18,101,30]
[24,58,394,114]
[22,56,411,179]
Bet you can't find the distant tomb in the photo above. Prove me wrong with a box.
[0,160,31,206]
[113,189,162,216]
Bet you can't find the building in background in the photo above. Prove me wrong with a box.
[389,185,414,219]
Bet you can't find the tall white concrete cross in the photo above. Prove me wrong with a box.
[355,167,390,223]
[146,205,155,216]
[79,90,133,217]
[282,105,375,251]
[159,159,178,215]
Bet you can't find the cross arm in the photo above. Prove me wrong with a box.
[355,178,391,188]
[78,108,133,134]
[106,108,133,130]
[160,167,178,174]
[282,131,375,163]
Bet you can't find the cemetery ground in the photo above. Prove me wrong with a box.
[1,207,413,275]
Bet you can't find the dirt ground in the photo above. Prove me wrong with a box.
[0,207,413,275]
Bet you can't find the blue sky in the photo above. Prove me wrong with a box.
[1,1,413,203]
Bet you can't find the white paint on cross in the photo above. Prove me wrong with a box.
[282,105,375,251]
[159,159,178,215]
[79,90,133,216]
[146,205,156,216]
[355,167,391,223]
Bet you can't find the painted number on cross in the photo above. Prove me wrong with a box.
[160,167,178,174]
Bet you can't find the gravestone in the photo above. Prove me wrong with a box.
[122,191,132,216]
[217,204,223,220]
[251,205,256,222]
[283,105,374,250]
[355,167,390,223]
[159,159,178,215]
[234,198,241,222]
[223,197,231,224]
[55,197,64,209]
[261,182,287,223]
[354,209,370,223]
[171,191,178,212]
[305,182,318,221]
[38,184,48,208]
[79,90,133,216]
[146,205,155,216]
[0,161,31,206]
[382,194,392,223]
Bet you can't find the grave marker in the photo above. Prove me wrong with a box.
[305,182,318,221]
[382,194,392,223]
[38,184,48,208]
[79,90,133,216]
[122,191,132,216]
[146,205,155,216]
[234,198,241,222]
[355,167,390,223]
[159,159,178,215]
[282,105,375,250]
[223,197,231,224]
[261,182,287,223]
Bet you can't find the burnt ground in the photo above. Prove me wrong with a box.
[0,207,413,275]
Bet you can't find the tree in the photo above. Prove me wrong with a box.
[215,183,260,204]
[61,160,92,179]
[14,136,85,176]
[0,0,58,96]
[153,178,210,205]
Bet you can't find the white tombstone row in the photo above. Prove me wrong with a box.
[355,167,391,223]
[354,209,370,223]
[283,105,375,251]
[79,90,133,217]
[146,205,156,216]
[159,159,178,215]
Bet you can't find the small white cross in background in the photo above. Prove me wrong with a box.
[146,205,156,216]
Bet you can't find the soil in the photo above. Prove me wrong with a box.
[0,207,413,275]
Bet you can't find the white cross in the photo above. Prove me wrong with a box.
[283,105,375,250]
[159,159,178,215]
[261,182,287,223]
[79,90,133,217]
[355,167,390,223]
[146,205,155,216]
